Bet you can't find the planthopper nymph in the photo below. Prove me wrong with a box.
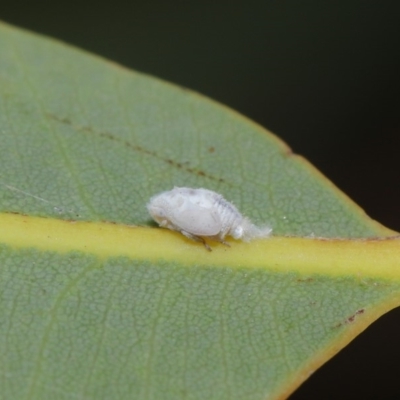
[147,187,272,250]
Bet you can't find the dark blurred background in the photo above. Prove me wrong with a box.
[2,1,400,398]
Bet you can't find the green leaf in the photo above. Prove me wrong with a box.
[0,22,399,400]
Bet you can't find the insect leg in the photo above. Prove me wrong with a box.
[180,230,212,251]
[209,235,231,248]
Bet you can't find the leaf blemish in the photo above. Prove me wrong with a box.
[283,147,294,157]
[334,309,365,329]
[346,309,365,323]
[296,277,314,283]
[47,113,227,183]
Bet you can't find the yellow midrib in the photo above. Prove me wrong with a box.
[1,212,399,279]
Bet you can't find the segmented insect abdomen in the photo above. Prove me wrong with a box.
[212,194,243,237]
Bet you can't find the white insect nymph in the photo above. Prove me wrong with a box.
[147,187,272,250]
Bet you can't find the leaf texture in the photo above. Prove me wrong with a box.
[0,22,399,400]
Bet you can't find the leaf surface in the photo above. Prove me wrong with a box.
[0,22,399,400]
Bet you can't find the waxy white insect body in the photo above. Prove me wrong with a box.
[147,187,272,250]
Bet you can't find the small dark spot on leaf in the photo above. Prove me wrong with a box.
[333,309,365,329]
[6,211,27,217]
[284,147,294,157]
[297,277,314,283]
[347,309,365,323]
[208,146,215,153]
